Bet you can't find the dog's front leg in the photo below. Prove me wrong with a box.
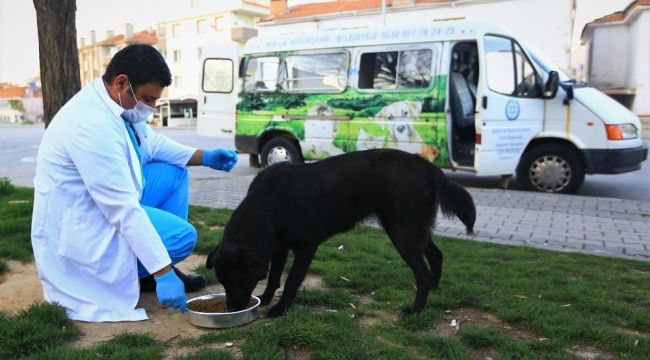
[267,247,317,318]
[259,247,288,305]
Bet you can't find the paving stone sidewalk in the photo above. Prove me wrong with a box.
[189,176,650,262]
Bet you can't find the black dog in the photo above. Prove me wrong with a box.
[206,149,476,317]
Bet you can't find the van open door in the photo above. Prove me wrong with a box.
[475,35,543,176]
[197,42,239,138]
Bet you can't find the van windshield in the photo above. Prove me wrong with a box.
[521,43,570,82]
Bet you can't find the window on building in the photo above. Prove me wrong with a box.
[190,0,199,8]
[174,76,182,89]
[173,50,182,63]
[359,49,433,90]
[214,16,224,31]
[202,58,233,93]
[197,19,206,34]
[244,56,279,92]
[172,24,180,38]
[197,47,202,59]
[484,35,540,98]
[282,52,349,93]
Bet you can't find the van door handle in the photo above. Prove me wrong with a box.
[203,96,207,104]
[482,96,488,109]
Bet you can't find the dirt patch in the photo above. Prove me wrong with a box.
[282,347,311,360]
[0,260,45,314]
[615,326,650,339]
[566,345,613,360]
[0,255,336,350]
[470,347,497,360]
[433,308,536,340]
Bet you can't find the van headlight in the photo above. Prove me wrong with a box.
[606,124,638,140]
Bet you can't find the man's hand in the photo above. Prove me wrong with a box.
[203,149,238,171]
[154,269,187,312]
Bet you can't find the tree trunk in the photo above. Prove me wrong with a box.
[33,0,80,128]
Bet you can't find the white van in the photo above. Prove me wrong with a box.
[199,21,647,194]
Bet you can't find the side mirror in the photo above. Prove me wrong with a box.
[543,71,560,99]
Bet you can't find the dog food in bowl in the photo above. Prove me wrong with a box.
[187,298,257,313]
[186,293,260,328]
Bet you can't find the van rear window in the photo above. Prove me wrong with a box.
[359,49,432,90]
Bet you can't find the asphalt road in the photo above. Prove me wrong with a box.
[1,124,648,201]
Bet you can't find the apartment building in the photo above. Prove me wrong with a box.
[158,0,269,100]
[78,24,159,87]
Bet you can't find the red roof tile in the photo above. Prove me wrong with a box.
[587,0,650,26]
[266,0,452,21]
[0,86,27,99]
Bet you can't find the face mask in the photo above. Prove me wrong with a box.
[119,82,155,123]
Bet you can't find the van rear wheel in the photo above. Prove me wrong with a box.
[260,137,303,167]
[516,144,585,194]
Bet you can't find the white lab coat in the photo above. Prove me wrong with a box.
[31,78,196,322]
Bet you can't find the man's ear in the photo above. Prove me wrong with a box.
[205,244,221,269]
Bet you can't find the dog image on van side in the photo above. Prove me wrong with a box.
[373,100,441,161]
[303,103,344,157]
[206,149,476,318]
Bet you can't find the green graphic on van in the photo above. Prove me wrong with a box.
[236,75,451,167]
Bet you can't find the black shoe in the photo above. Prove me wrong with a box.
[139,275,157,292]
[173,266,207,292]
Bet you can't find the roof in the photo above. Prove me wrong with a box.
[79,29,158,49]
[582,0,650,40]
[265,0,452,21]
[0,85,27,99]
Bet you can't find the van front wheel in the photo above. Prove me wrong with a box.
[516,144,585,194]
[260,137,303,167]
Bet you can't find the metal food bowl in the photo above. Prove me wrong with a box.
[186,293,260,328]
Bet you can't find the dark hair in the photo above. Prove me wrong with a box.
[102,44,171,88]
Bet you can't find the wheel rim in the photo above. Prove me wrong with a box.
[266,146,292,165]
[529,155,572,192]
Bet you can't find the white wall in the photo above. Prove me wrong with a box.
[628,11,650,115]
[163,12,262,100]
[259,0,573,73]
[588,25,628,88]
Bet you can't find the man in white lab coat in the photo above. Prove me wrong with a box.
[31,44,238,322]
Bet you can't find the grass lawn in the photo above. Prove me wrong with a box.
[1,181,649,359]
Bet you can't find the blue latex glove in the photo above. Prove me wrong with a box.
[203,149,238,172]
[155,270,187,312]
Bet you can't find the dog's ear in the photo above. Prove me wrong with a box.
[236,248,268,280]
[205,244,221,269]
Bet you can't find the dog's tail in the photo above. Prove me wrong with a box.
[428,164,476,234]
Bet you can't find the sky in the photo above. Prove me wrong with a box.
[0,0,634,85]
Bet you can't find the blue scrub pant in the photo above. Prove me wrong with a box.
[137,162,197,278]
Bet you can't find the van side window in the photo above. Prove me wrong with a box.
[484,36,540,98]
[282,52,349,93]
[244,56,279,92]
[359,49,432,90]
[202,58,233,93]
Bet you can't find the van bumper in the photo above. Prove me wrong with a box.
[582,143,648,174]
[235,135,258,154]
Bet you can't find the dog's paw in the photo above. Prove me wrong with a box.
[398,306,420,318]
[266,304,287,318]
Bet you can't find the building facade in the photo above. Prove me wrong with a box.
[157,0,269,100]
[78,24,159,87]
[581,0,650,121]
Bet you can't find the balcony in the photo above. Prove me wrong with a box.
[231,27,257,42]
